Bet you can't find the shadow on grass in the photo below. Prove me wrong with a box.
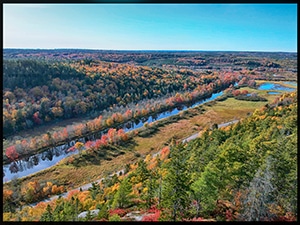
[71,139,138,167]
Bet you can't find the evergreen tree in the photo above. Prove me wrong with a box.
[40,204,53,221]
[97,203,109,220]
[143,169,158,208]
[136,159,150,183]
[112,176,134,208]
[88,182,102,200]
[52,197,66,221]
[191,161,221,216]
[161,143,191,221]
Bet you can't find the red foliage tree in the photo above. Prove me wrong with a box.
[241,90,249,95]
[107,128,117,143]
[85,141,94,149]
[95,139,102,149]
[232,90,241,96]
[6,145,19,161]
[32,111,42,125]
[100,134,108,146]
[124,109,132,120]
[62,128,69,139]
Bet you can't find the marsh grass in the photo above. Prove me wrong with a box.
[4,84,291,197]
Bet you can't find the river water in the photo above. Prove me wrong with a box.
[3,81,296,183]
[3,90,224,182]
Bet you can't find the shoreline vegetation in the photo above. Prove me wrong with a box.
[3,49,297,221]
[3,84,295,197]
[3,81,234,164]
[4,90,297,221]
[3,79,295,166]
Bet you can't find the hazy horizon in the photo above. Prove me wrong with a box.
[4,48,297,53]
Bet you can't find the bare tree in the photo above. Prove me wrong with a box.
[240,156,275,221]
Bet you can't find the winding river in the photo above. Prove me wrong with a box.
[3,81,296,183]
[3,90,224,182]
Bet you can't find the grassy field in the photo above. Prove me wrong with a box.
[4,81,296,200]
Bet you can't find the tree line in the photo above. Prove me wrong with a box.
[4,59,237,162]
[3,91,297,221]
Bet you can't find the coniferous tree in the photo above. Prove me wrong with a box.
[161,143,191,221]
[191,161,221,216]
[112,176,134,209]
[40,204,53,221]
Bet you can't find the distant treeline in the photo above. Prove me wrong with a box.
[3,58,234,136]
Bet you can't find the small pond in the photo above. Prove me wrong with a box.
[258,82,296,92]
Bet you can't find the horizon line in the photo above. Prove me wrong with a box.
[4,48,297,53]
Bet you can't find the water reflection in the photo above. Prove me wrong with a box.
[9,162,18,173]
[33,155,39,165]
[125,122,132,130]
[3,90,225,182]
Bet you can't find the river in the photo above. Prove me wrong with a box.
[3,90,224,182]
[27,119,239,208]
[3,81,296,183]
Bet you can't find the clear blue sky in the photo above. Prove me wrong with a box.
[3,4,297,52]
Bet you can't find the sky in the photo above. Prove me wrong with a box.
[3,3,297,52]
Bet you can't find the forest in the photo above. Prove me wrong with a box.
[3,91,297,221]
[3,53,238,161]
[2,49,297,221]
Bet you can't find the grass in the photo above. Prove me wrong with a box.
[1,103,254,191]
[4,82,295,199]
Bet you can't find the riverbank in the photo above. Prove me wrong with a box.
[3,91,272,196]
[3,80,297,211]
[3,86,229,164]
[28,119,239,209]
[3,90,225,181]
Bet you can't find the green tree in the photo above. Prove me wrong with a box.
[112,176,134,209]
[136,159,150,183]
[40,204,53,221]
[109,214,121,221]
[52,197,65,221]
[63,200,76,221]
[191,162,221,216]
[142,169,159,208]
[161,143,191,221]
[97,203,109,220]
[88,182,102,200]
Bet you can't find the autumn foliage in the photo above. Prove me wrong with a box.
[6,145,19,161]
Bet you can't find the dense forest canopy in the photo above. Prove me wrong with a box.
[3,49,296,137]
[3,91,297,221]
[2,49,297,221]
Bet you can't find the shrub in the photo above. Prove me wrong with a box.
[109,208,127,217]
[108,214,121,221]
[142,210,160,221]
[134,152,141,157]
